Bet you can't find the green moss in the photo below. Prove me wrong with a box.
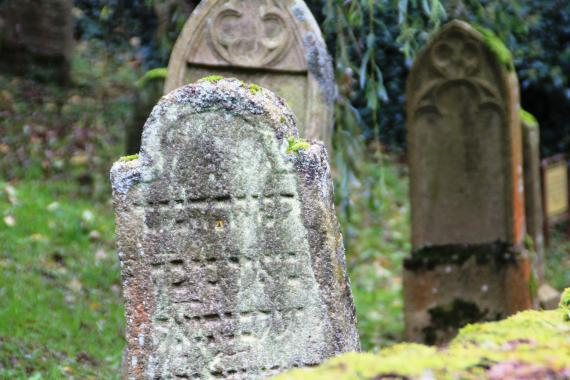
[198,75,224,84]
[287,137,311,154]
[136,67,167,87]
[520,109,539,128]
[118,154,139,162]
[276,289,570,380]
[249,83,262,95]
[472,25,514,72]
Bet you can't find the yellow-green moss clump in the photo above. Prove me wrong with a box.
[137,67,168,87]
[276,290,570,380]
[520,109,539,128]
[473,25,514,72]
[249,83,262,95]
[119,154,139,162]
[198,75,224,84]
[287,137,311,154]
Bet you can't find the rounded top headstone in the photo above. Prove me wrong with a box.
[163,0,336,147]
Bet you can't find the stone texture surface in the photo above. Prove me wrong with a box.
[111,78,358,379]
[164,0,335,150]
[522,120,545,281]
[404,20,532,344]
[0,0,74,83]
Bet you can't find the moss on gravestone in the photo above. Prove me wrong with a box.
[472,24,515,72]
[198,75,224,84]
[248,84,262,95]
[276,289,570,380]
[287,137,311,154]
[520,109,539,128]
[118,154,139,162]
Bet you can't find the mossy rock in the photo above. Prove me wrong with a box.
[276,289,570,379]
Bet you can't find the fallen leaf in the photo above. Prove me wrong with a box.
[47,202,60,211]
[88,230,101,241]
[81,210,94,224]
[68,278,83,293]
[95,249,108,262]
[3,215,15,227]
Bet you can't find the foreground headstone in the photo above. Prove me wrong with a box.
[0,0,73,84]
[404,20,533,344]
[164,0,335,149]
[111,78,359,379]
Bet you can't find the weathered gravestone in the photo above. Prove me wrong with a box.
[0,0,74,84]
[111,78,359,379]
[404,20,533,345]
[521,113,545,282]
[163,0,335,149]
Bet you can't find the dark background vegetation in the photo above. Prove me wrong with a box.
[1,0,570,378]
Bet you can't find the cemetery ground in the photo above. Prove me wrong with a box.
[1,40,570,379]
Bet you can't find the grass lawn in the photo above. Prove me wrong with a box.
[0,181,124,379]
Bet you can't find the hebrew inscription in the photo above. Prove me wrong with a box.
[111,79,359,379]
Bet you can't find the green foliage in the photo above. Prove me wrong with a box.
[313,0,447,150]
[287,137,311,154]
[545,224,570,294]
[0,181,123,378]
[337,155,410,349]
[560,288,570,312]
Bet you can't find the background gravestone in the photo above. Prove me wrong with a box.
[111,78,359,379]
[403,20,533,345]
[522,116,545,282]
[163,0,335,150]
[0,0,74,84]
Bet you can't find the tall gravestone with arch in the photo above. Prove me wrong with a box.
[164,0,335,151]
[403,20,533,345]
[111,78,358,379]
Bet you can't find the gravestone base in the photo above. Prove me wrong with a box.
[403,244,533,345]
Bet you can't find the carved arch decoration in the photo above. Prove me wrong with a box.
[406,20,524,248]
[164,0,336,148]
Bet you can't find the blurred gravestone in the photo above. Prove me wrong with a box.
[521,114,545,281]
[111,78,359,379]
[0,0,74,84]
[404,20,533,345]
[164,0,335,151]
